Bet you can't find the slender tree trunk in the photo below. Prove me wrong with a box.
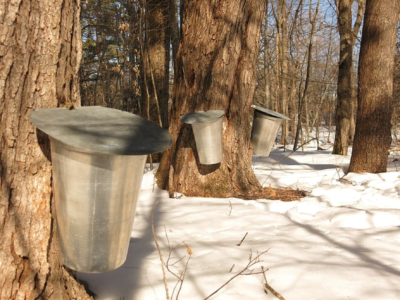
[328,103,333,143]
[333,0,353,155]
[348,0,400,173]
[141,0,170,128]
[0,0,91,299]
[264,0,271,109]
[333,0,365,155]
[279,0,289,144]
[304,95,310,140]
[170,0,180,74]
[274,22,280,112]
[349,65,357,142]
[156,0,264,198]
[128,0,141,114]
[288,62,300,142]
[293,0,320,150]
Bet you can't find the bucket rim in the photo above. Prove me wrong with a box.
[30,106,173,155]
[180,110,224,124]
[251,105,290,120]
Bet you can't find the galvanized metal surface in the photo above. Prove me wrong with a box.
[30,106,172,273]
[30,106,172,155]
[251,105,291,120]
[51,139,147,272]
[181,110,224,165]
[251,111,283,156]
[180,110,224,124]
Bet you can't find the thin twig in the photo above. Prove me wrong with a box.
[228,201,232,216]
[176,255,191,300]
[163,226,193,300]
[203,250,269,300]
[151,201,170,300]
[164,226,186,280]
[237,232,248,246]
[229,264,235,273]
[153,172,156,192]
[170,256,187,268]
[171,278,181,300]
[261,266,286,300]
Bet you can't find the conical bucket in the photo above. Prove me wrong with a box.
[30,106,172,273]
[181,110,224,165]
[251,105,290,156]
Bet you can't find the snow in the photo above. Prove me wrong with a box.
[78,138,400,300]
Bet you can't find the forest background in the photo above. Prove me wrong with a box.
[1,0,400,299]
[79,0,400,155]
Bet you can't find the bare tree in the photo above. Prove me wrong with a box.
[142,0,171,128]
[332,0,365,155]
[293,0,321,150]
[0,0,91,298]
[349,0,400,173]
[156,0,265,198]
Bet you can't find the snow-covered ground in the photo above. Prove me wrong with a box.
[78,130,400,300]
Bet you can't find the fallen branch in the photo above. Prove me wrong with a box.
[388,147,400,153]
[236,232,248,246]
[229,264,235,273]
[261,266,286,300]
[203,249,269,300]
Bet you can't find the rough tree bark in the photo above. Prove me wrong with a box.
[348,0,400,173]
[333,0,364,155]
[0,0,91,299]
[156,0,265,198]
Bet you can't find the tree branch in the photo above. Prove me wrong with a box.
[151,201,170,300]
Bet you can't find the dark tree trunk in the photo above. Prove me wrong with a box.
[333,0,353,155]
[170,0,180,74]
[279,0,289,144]
[141,0,170,128]
[333,0,365,155]
[0,0,90,299]
[348,0,400,173]
[156,0,264,198]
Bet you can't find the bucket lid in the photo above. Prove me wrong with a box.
[252,105,290,120]
[30,106,173,155]
[180,110,224,124]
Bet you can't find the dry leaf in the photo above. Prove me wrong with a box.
[183,242,192,255]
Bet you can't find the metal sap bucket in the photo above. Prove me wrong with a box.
[181,110,224,165]
[251,105,290,156]
[30,106,172,273]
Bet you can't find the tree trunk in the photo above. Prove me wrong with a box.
[263,0,271,109]
[142,0,170,128]
[348,0,400,173]
[279,0,289,144]
[332,0,353,155]
[274,21,281,113]
[170,0,180,74]
[293,0,320,150]
[0,0,90,299]
[156,0,264,198]
[333,0,365,155]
